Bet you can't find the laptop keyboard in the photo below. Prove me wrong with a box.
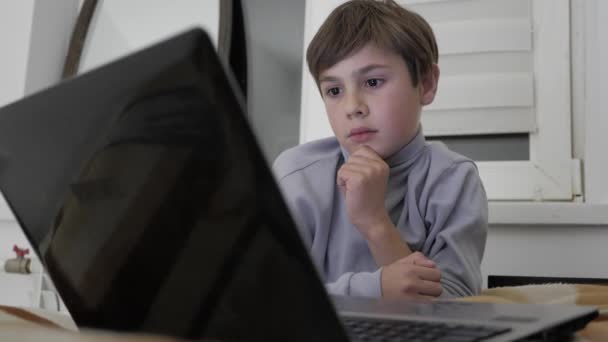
[342,317,511,342]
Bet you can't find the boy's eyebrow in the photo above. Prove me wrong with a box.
[353,64,390,76]
[319,64,390,84]
[319,75,340,84]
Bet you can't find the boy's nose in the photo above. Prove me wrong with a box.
[345,93,369,119]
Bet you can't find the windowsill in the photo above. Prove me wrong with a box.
[489,202,608,226]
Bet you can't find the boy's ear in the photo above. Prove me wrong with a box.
[419,64,440,106]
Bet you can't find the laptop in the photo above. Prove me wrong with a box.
[0,28,597,341]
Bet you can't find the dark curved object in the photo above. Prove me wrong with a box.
[62,0,99,79]
[228,0,247,98]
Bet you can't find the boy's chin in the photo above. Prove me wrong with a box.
[346,143,388,158]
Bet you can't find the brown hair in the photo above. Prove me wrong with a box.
[306,0,438,87]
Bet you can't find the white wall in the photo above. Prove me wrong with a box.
[0,1,35,107]
[0,220,38,307]
[242,0,305,161]
[0,1,77,105]
[79,0,219,73]
[24,0,79,95]
[482,225,608,287]
[583,0,608,204]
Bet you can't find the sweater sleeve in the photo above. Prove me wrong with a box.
[424,161,488,298]
[325,269,383,298]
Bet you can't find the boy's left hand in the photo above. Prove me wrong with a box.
[337,146,390,237]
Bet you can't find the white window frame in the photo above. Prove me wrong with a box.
[481,0,608,224]
[484,0,574,201]
[580,0,608,205]
[299,0,579,201]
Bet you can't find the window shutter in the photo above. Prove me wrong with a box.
[406,0,536,136]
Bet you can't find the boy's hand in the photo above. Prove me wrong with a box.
[337,146,390,237]
[381,252,443,299]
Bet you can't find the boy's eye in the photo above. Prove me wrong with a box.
[366,78,383,87]
[326,87,341,96]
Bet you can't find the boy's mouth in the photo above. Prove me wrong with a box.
[348,127,378,142]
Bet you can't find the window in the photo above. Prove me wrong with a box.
[299,0,579,201]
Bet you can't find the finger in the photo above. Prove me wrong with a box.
[347,153,382,165]
[341,159,387,180]
[412,256,436,268]
[336,168,365,191]
[407,251,436,266]
[342,159,374,171]
[352,145,382,159]
[412,266,442,282]
[338,163,374,180]
[337,178,346,196]
[417,280,443,297]
[347,154,387,171]
[397,278,440,297]
[337,166,365,183]
[413,259,436,268]
[345,154,385,168]
[340,162,379,178]
[399,252,435,267]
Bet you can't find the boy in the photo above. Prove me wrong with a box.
[273,0,487,299]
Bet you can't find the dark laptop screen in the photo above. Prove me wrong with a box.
[0,29,347,341]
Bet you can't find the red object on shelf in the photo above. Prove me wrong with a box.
[13,244,30,258]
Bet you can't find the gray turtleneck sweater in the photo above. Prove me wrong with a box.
[272,130,487,298]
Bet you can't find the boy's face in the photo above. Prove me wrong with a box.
[318,43,438,158]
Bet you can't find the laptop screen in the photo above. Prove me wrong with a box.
[0,29,347,341]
